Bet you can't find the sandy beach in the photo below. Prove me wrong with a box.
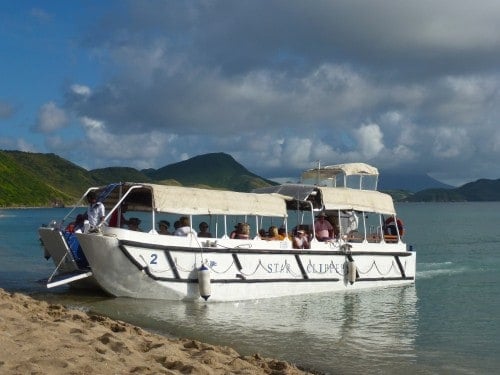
[0,288,314,374]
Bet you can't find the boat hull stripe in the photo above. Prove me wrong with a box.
[294,254,309,279]
[165,251,181,279]
[394,256,406,278]
[118,239,412,257]
[232,253,243,271]
[142,267,339,283]
[119,244,144,269]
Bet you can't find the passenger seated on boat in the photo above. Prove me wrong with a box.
[158,220,170,235]
[278,227,288,240]
[127,217,142,231]
[198,222,212,238]
[174,216,196,236]
[235,223,250,239]
[314,212,334,241]
[258,228,267,239]
[173,220,181,232]
[267,226,281,240]
[108,203,130,228]
[230,223,242,239]
[293,229,310,249]
[65,213,85,233]
[328,214,340,237]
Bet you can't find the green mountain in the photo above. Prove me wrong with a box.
[0,150,93,207]
[90,167,153,185]
[143,152,277,192]
[402,178,500,202]
[0,150,276,207]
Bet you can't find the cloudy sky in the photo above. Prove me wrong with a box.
[1,0,500,186]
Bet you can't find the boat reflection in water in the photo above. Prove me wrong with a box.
[61,284,417,374]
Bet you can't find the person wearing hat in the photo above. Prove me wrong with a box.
[127,217,142,231]
[314,212,333,241]
[158,220,170,235]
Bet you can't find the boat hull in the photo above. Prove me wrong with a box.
[76,229,416,302]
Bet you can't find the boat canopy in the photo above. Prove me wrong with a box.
[100,183,289,217]
[300,162,379,190]
[319,187,395,215]
[301,163,379,180]
[254,184,395,215]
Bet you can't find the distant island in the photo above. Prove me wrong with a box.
[1,149,499,207]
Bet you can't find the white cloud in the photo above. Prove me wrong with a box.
[30,8,52,23]
[80,116,105,131]
[431,127,473,159]
[36,102,68,133]
[71,84,92,97]
[77,116,174,169]
[353,124,384,159]
[16,138,37,152]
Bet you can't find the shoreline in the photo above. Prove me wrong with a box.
[0,288,317,374]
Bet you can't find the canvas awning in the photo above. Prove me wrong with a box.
[301,162,379,180]
[318,187,395,214]
[101,183,289,217]
[254,184,395,215]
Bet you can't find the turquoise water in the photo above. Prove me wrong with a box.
[0,203,498,374]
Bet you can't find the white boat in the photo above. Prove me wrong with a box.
[39,163,416,301]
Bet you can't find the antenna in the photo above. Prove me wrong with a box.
[315,160,321,185]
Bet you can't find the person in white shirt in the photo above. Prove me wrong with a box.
[86,191,105,228]
[174,216,196,236]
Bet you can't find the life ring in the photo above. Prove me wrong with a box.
[384,216,404,236]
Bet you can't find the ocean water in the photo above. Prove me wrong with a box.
[0,203,498,374]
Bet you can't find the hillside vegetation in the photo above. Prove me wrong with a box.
[400,178,500,202]
[0,151,76,207]
[0,151,276,207]
[143,153,277,191]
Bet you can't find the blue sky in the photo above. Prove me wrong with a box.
[2,1,500,186]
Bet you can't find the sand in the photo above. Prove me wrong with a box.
[0,288,315,374]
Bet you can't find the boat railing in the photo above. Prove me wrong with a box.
[58,186,99,227]
[100,184,145,230]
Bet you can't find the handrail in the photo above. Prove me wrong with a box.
[61,187,99,225]
[99,185,144,229]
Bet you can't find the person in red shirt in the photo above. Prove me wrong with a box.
[108,203,130,228]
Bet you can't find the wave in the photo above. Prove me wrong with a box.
[417,264,469,279]
[420,261,453,269]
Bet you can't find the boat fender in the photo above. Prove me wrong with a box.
[347,260,357,285]
[198,265,211,301]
